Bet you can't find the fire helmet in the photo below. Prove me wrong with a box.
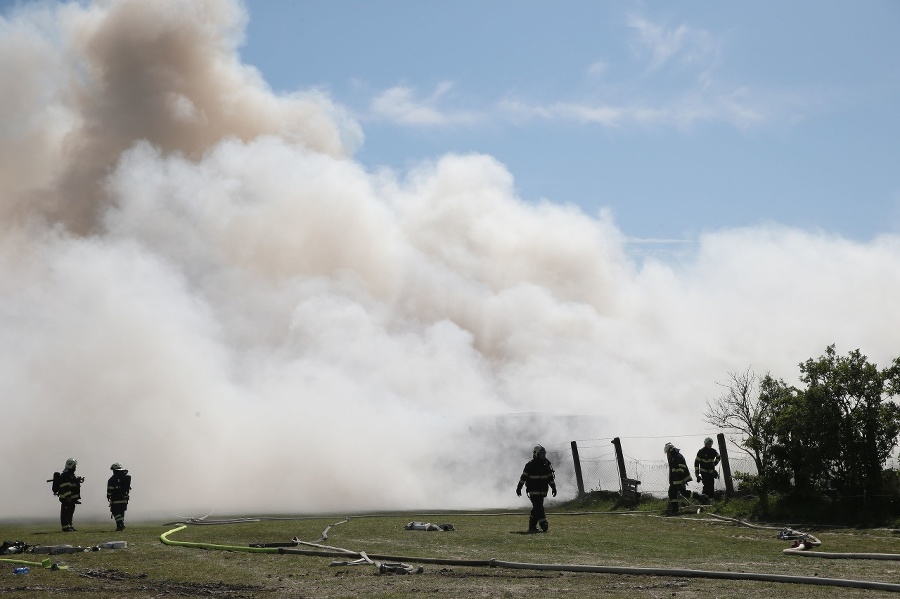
[110,463,124,471]
[64,458,77,469]
[704,437,713,445]
[533,445,546,458]
[663,443,677,454]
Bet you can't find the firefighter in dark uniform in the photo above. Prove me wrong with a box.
[664,443,694,515]
[694,437,721,498]
[107,463,132,531]
[516,444,557,532]
[58,458,83,532]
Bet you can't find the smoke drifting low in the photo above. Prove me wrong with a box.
[2,0,899,520]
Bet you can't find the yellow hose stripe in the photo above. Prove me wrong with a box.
[0,557,69,570]
[160,525,279,554]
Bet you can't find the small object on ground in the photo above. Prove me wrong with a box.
[379,562,424,575]
[97,541,127,549]
[404,522,454,531]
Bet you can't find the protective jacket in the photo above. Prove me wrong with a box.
[667,450,692,485]
[107,470,131,506]
[518,457,557,497]
[57,468,82,503]
[695,446,720,475]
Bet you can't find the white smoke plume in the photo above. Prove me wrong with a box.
[2,0,899,521]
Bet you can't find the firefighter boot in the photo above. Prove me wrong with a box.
[527,516,539,533]
[665,501,679,516]
[539,518,549,532]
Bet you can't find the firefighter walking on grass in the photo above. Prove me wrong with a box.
[516,444,557,533]
[665,442,697,515]
[107,463,132,531]
[695,437,721,498]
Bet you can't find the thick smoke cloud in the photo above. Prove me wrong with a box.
[2,0,899,520]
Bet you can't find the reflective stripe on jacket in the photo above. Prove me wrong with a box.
[519,458,557,497]
[58,469,81,502]
[667,450,692,485]
[107,471,131,505]
[695,447,720,474]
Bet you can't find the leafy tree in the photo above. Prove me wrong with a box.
[753,376,801,495]
[765,375,837,497]
[794,346,900,502]
[708,348,900,517]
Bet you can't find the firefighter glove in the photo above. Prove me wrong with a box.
[695,471,700,478]
[516,484,523,497]
[551,486,557,497]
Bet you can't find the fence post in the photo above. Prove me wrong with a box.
[717,433,734,497]
[611,437,627,480]
[570,441,585,496]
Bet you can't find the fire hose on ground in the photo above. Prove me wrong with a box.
[159,515,900,592]
[784,549,900,560]
[0,557,68,571]
[707,512,900,561]
[1,540,126,571]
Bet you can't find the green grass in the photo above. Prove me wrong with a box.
[3,497,900,598]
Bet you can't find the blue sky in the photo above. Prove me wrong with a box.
[239,1,900,243]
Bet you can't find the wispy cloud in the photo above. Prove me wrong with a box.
[586,60,609,77]
[369,82,483,127]
[499,86,781,130]
[627,15,718,72]
[498,16,805,131]
[500,99,625,127]
[367,15,806,133]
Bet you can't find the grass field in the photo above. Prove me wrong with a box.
[2,496,900,598]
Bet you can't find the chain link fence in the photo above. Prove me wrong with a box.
[546,438,759,498]
[545,436,900,501]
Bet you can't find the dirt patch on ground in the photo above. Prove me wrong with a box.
[76,568,270,597]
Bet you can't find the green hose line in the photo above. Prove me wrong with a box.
[0,557,69,570]
[160,525,279,554]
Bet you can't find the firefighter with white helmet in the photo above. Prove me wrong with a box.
[516,444,557,532]
[664,443,694,515]
[107,463,132,531]
[695,437,721,498]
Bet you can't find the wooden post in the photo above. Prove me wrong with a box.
[570,441,585,496]
[612,437,641,503]
[611,437,627,481]
[717,433,734,497]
